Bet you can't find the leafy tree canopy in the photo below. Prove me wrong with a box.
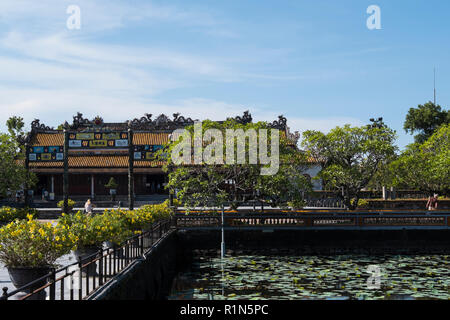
[6,116,25,138]
[301,122,397,210]
[0,118,36,198]
[404,102,449,143]
[390,124,449,196]
[160,119,312,210]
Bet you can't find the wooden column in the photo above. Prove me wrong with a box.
[91,174,95,199]
[128,128,134,210]
[24,143,30,207]
[63,129,69,213]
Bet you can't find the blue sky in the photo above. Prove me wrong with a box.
[0,0,449,149]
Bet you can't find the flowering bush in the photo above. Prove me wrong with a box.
[351,198,370,209]
[0,207,38,223]
[99,210,134,245]
[287,200,306,209]
[0,215,76,267]
[110,200,175,231]
[56,199,76,209]
[57,199,76,209]
[0,200,176,268]
[56,211,109,249]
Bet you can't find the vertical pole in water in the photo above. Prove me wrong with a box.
[221,205,225,259]
[220,204,225,298]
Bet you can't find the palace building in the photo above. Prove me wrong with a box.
[23,112,311,201]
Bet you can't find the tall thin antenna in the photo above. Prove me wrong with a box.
[434,68,436,105]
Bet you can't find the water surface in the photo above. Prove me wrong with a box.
[169,254,449,300]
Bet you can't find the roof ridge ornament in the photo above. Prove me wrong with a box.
[269,115,287,130]
[71,112,90,129]
[69,113,107,130]
[286,126,300,145]
[31,119,54,132]
[93,116,104,126]
[129,113,194,130]
[228,110,253,124]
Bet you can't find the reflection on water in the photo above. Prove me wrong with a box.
[169,254,449,300]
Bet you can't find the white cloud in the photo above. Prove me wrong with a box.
[0,0,228,34]
[0,92,250,131]
[0,88,364,138]
[0,29,238,120]
[0,32,231,78]
[0,1,367,138]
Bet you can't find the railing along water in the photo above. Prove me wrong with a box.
[174,209,450,229]
[1,219,173,300]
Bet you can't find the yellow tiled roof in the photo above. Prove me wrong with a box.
[27,156,164,168]
[133,132,169,145]
[30,133,64,146]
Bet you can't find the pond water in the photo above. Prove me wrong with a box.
[168,253,449,300]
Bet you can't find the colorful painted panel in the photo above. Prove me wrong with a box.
[68,132,129,149]
[28,146,64,162]
[133,145,164,160]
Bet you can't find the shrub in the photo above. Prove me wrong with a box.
[99,210,134,245]
[0,216,76,267]
[57,199,76,209]
[56,211,109,249]
[287,200,306,209]
[0,207,38,223]
[108,200,175,231]
[351,198,370,209]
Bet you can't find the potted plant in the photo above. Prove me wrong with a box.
[56,212,108,277]
[0,216,75,299]
[105,177,119,201]
[57,199,76,213]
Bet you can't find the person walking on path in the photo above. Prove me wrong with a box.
[84,199,95,215]
[426,194,438,211]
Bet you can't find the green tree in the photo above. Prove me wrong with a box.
[6,116,25,138]
[366,153,398,191]
[0,118,36,199]
[161,119,312,210]
[105,177,119,201]
[404,102,449,143]
[301,123,397,210]
[390,124,449,196]
[105,177,119,189]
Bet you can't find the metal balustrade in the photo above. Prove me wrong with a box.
[174,210,450,229]
[1,219,173,300]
